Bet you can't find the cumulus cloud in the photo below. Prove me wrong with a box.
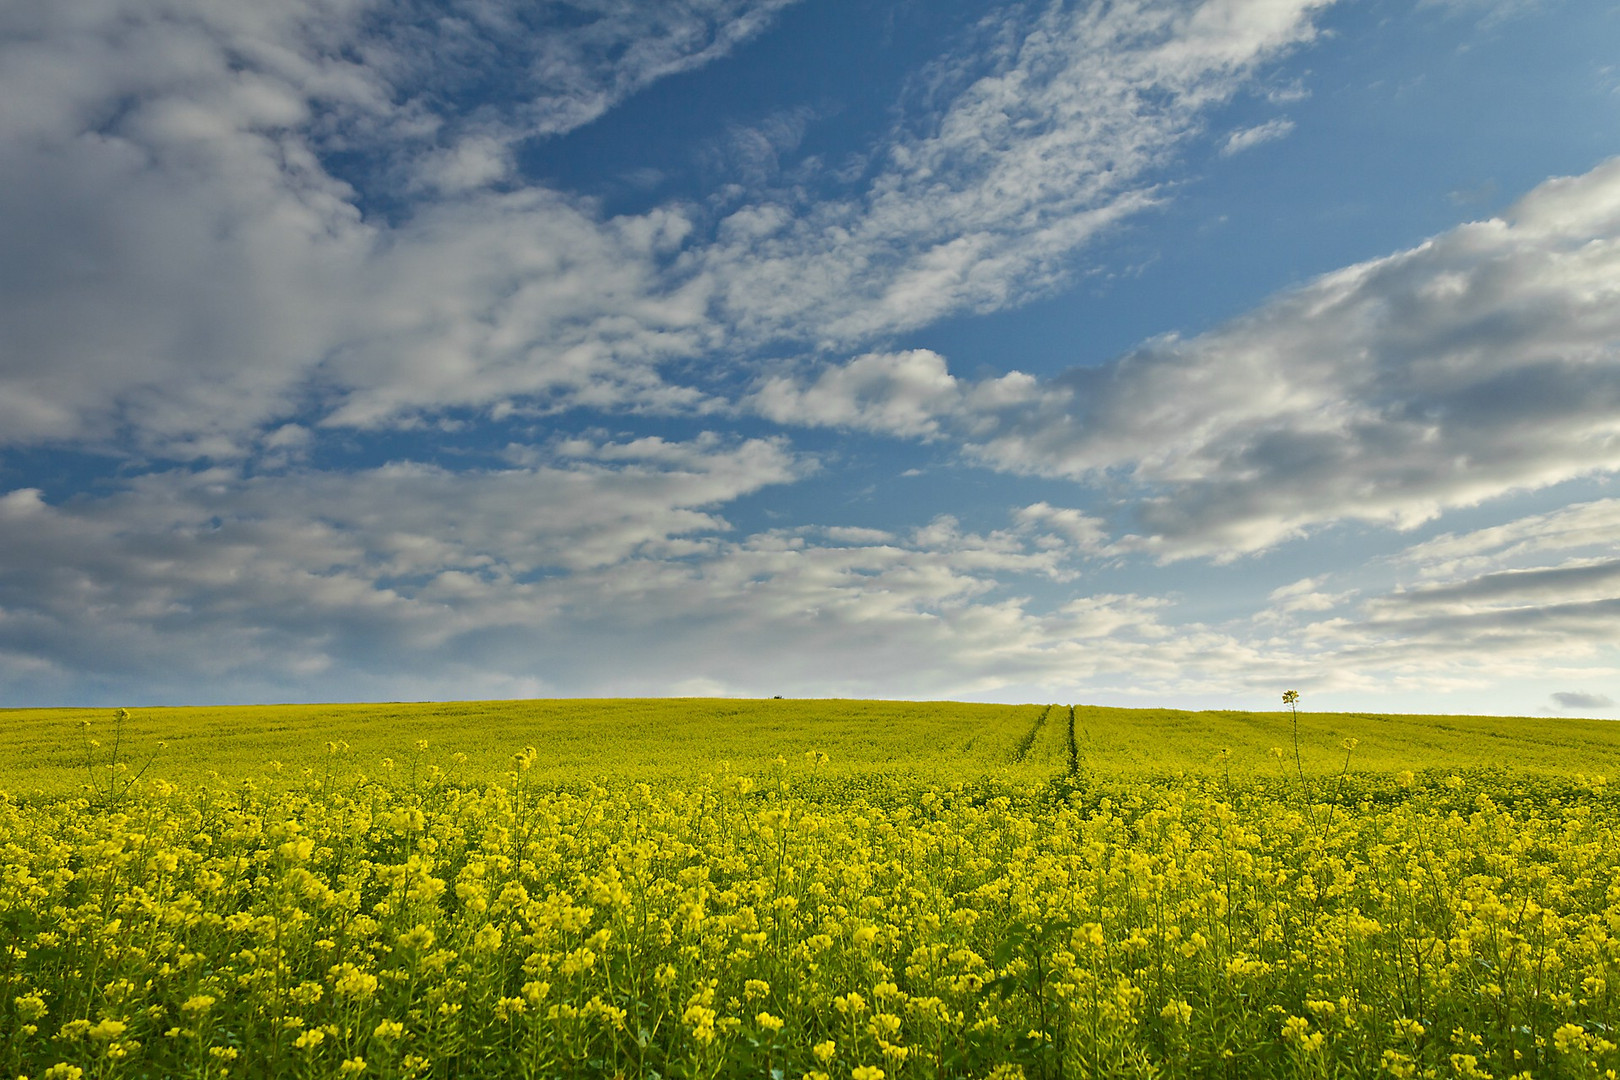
[748,350,1038,439]
[521,559,1228,703]
[1256,576,1353,620]
[1013,502,1111,553]
[317,195,716,429]
[762,158,1620,561]
[995,158,1620,559]
[9,429,1613,707]
[0,0,809,448]
[30,0,1620,711]
[409,136,514,195]
[0,0,792,452]
[0,0,374,452]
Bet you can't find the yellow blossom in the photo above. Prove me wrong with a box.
[87,1018,126,1042]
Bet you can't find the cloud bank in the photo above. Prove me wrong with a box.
[5,0,1617,710]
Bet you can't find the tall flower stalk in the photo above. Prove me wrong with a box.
[1283,690,1317,832]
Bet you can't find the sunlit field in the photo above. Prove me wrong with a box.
[2,699,1618,1079]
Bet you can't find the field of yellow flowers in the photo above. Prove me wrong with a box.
[2,700,1618,1079]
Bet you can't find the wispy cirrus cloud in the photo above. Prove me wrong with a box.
[1219,116,1294,155]
[706,0,1333,347]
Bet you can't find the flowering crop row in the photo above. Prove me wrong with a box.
[2,746,1618,1079]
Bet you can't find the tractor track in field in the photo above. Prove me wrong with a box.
[1066,705,1079,777]
[1011,704,1053,764]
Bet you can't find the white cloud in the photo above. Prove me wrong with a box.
[1219,116,1294,155]
[1011,155,1620,558]
[0,0,381,452]
[1349,499,1620,661]
[0,435,803,696]
[449,0,805,141]
[1236,498,1620,695]
[318,195,715,429]
[8,0,1618,712]
[0,423,1340,706]
[766,158,1620,561]
[706,0,1333,347]
[325,0,1343,429]
[819,525,896,545]
[0,0,1337,453]
[0,459,1115,701]
[748,350,1036,439]
[7,435,1616,709]
[1257,575,1353,619]
[1419,0,1552,27]
[0,0,792,452]
[410,135,513,194]
[1370,559,1620,616]
[1013,502,1111,552]
[1393,499,1620,578]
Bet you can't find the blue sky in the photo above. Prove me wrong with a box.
[3,0,1619,714]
